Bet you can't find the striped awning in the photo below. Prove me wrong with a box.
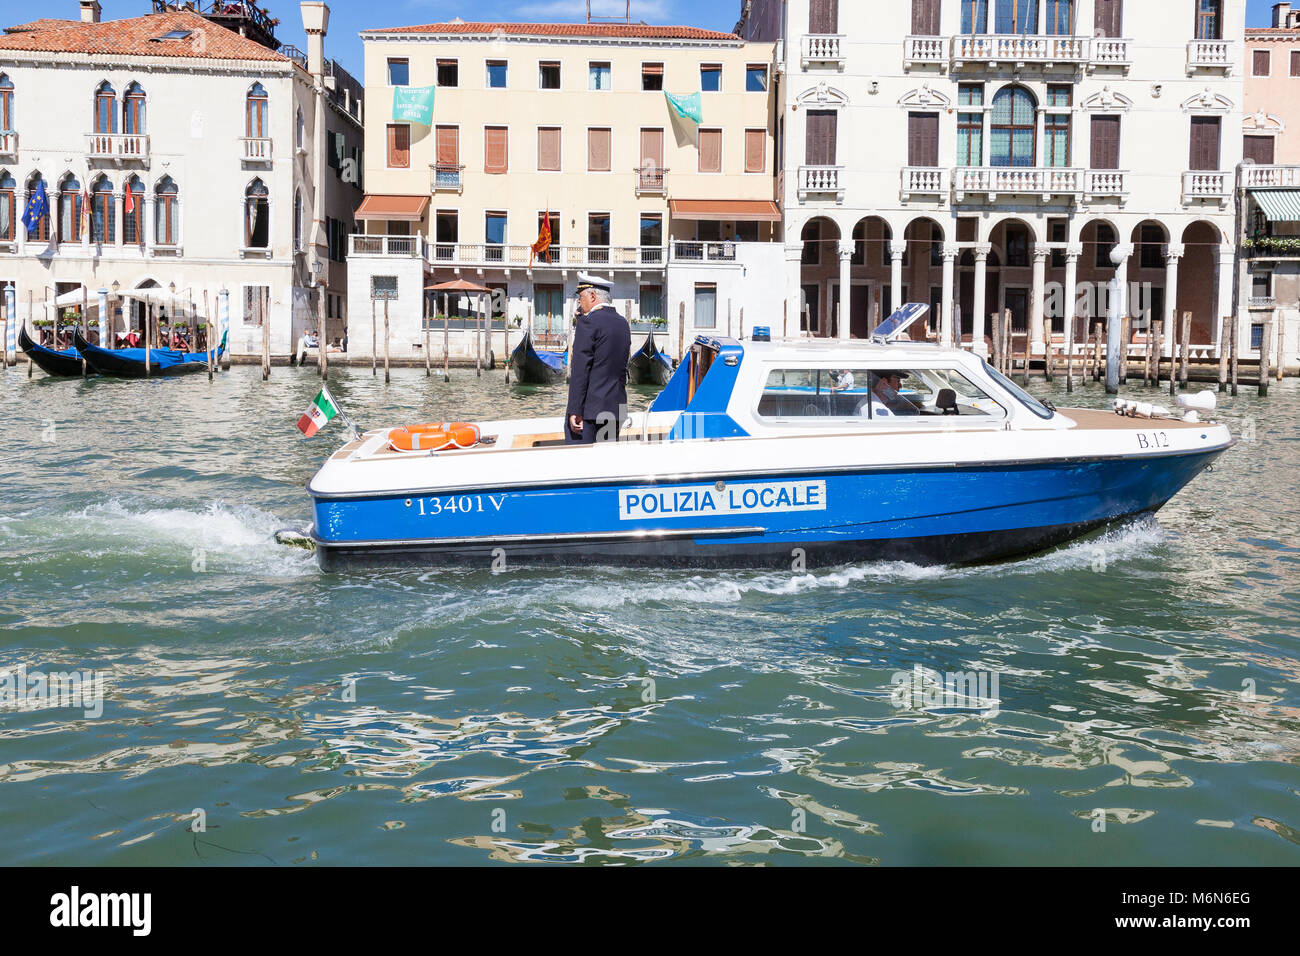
[1251,189,1300,222]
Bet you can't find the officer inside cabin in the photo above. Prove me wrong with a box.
[566,273,632,444]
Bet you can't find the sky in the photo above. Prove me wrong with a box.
[0,0,1285,81]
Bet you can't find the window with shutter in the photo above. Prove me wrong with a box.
[912,0,940,35]
[588,128,612,171]
[744,129,766,173]
[641,62,664,91]
[1292,50,1300,76]
[387,124,410,168]
[1189,116,1221,171]
[436,125,459,167]
[484,126,508,174]
[908,112,939,167]
[538,127,561,171]
[640,128,664,170]
[1090,115,1119,169]
[699,129,722,173]
[1094,0,1122,37]
[1253,50,1271,76]
[810,0,839,33]
[1244,134,1275,165]
[805,110,837,165]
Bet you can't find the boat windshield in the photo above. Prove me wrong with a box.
[756,366,1007,421]
[981,360,1055,420]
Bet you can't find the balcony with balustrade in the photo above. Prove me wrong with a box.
[801,34,844,69]
[635,165,667,197]
[430,163,464,194]
[1182,171,1230,205]
[0,131,16,160]
[953,166,1084,202]
[1083,169,1129,202]
[241,138,272,164]
[903,36,947,71]
[798,165,844,203]
[1244,165,1300,189]
[951,34,1091,71]
[900,167,950,203]
[86,133,149,163]
[349,234,426,259]
[1187,40,1233,75]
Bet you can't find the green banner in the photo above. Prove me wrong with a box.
[665,91,702,125]
[392,86,435,125]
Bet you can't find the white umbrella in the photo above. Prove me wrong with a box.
[118,289,206,316]
[42,288,102,311]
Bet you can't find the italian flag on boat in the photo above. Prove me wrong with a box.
[298,386,340,437]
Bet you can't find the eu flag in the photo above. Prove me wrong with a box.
[21,179,48,237]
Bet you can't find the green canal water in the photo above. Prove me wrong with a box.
[1,362,1297,866]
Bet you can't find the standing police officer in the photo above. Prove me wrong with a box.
[566,273,631,444]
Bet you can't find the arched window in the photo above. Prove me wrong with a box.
[246,83,268,139]
[293,190,303,250]
[25,173,48,243]
[123,82,146,136]
[994,0,1038,35]
[0,171,15,242]
[91,176,115,244]
[155,176,178,246]
[991,86,1037,167]
[245,179,269,249]
[58,174,82,244]
[0,75,13,131]
[94,82,117,134]
[123,175,144,244]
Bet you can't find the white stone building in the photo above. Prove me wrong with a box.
[0,1,363,361]
[740,0,1246,364]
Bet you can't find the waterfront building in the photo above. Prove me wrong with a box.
[348,20,781,361]
[1242,2,1300,372]
[0,1,363,360]
[739,0,1246,364]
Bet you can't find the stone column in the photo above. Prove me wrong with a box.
[1030,248,1048,356]
[1063,247,1080,354]
[890,239,906,314]
[838,239,853,340]
[1164,244,1183,359]
[1215,246,1234,357]
[972,243,990,356]
[145,195,156,256]
[15,188,25,257]
[784,243,804,337]
[940,244,958,346]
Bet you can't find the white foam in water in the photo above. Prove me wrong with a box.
[63,498,315,576]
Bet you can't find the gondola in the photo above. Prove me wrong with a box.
[18,326,86,377]
[509,329,567,385]
[627,329,674,387]
[73,329,226,379]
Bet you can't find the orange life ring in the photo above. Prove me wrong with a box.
[388,422,481,452]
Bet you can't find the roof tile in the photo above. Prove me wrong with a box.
[0,10,290,62]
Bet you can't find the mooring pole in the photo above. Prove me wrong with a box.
[383,296,391,385]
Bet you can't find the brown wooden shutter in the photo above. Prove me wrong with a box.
[805,109,837,165]
[908,112,939,167]
[699,129,722,173]
[640,128,663,168]
[588,127,611,171]
[744,129,766,173]
[1094,0,1122,38]
[809,0,839,33]
[484,126,507,174]
[435,125,459,166]
[1189,116,1221,171]
[1090,115,1120,169]
[387,124,410,168]
[911,0,940,35]
[1244,134,1275,165]
[538,127,561,170]
[1292,50,1300,76]
[1254,49,1272,76]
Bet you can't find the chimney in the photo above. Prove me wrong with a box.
[300,2,330,79]
[80,0,101,23]
[1274,2,1292,28]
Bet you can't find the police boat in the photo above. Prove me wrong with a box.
[305,305,1232,571]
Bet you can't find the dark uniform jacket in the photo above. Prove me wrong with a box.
[566,304,631,430]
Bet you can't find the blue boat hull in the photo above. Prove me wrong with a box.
[310,448,1224,570]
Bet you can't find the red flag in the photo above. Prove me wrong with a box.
[124,181,135,216]
[530,210,552,268]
